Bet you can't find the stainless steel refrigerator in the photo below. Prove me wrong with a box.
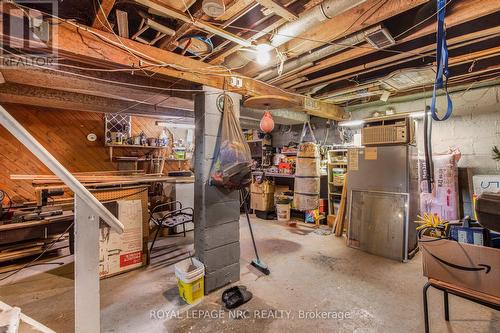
[347,145,419,261]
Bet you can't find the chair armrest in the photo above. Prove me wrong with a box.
[151,201,183,215]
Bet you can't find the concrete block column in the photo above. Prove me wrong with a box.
[194,86,242,293]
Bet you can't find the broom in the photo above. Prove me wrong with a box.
[241,189,270,275]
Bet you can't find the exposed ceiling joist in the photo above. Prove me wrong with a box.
[0,83,193,118]
[216,0,254,21]
[0,67,194,111]
[256,0,298,21]
[243,0,428,78]
[314,47,500,99]
[134,0,252,47]
[297,0,500,80]
[92,0,116,31]
[280,0,428,57]
[0,3,346,120]
[209,17,287,65]
[295,27,500,92]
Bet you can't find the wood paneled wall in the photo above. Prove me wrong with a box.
[0,104,188,202]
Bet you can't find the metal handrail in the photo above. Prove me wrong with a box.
[0,106,124,233]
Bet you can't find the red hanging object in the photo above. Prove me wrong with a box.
[260,111,274,133]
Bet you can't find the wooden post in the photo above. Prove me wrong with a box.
[74,195,101,333]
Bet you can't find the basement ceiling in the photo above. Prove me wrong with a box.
[3,0,500,110]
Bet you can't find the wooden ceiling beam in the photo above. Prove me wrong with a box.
[243,0,428,78]
[134,0,252,47]
[294,27,500,91]
[0,3,345,120]
[256,0,298,21]
[303,0,500,77]
[216,0,254,21]
[0,67,194,111]
[313,39,500,99]
[92,0,116,31]
[285,0,500,93]
[0,83,193,118]
[209,0,303,65]
[280,0,428,58]
[308,29,500,98]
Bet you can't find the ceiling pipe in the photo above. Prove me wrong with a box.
[255,30,367,81]
[223,0,367,69]
[345,79,500,112]
[270,0,366,47]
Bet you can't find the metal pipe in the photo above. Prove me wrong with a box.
[135,0,252,47]
[271,0,366,47]
[256,30,366,81]
[0,106,124,233]
[224,0,367,70]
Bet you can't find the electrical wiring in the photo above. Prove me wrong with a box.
[10,0,431,71]
[0,221,74,282]
[210,23,429,58]
[0,43,307,105]
[94,0,155,77]
[394,0,454,39]
[329,0,388,41]
[0,47,203,93]
[5,1,457,103]
[8,2,236,76]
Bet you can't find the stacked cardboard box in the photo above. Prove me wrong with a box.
[250,181,275,211]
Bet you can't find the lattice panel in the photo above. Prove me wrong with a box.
[105,114,131,143]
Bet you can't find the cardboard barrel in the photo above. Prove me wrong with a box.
[293,142,320,210]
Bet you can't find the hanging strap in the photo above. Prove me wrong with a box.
[300,121,317,143]
[430,0,453,121]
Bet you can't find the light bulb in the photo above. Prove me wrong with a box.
[255,43,272,65]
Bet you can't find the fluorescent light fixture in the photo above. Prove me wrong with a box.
[379,90,391,102]
[255,43,272,65]
[157,122,195,129]
[338,120,365,127]
[409,111,426,119]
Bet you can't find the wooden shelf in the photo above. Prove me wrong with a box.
[106,144,168,162]
[327,149,348,216]
[105,144,165,149]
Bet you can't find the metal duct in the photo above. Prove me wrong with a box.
[256,30,366,81]
[223,49,256,69]
[223,0,367,69]
[271,0,366,47]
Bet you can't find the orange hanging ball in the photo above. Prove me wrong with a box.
[260,111,274,133]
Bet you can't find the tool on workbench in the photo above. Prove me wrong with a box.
[240,189,270,275]
[36,188,64,207]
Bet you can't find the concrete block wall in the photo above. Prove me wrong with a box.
[350,86,500,173]
[417,112,500,173]
[349,85,500,215]
[194,86,241,293]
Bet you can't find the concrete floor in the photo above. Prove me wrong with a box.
[0,215,498,333]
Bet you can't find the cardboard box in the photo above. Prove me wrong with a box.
[419,237,500,297]
[99,200,143,278]
[250,181,275,194]
[473,175,500,196]
[274,185,290,195]
[251,192,274,211]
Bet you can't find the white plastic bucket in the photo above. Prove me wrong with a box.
[276,203,291,222]
[175,257,205,283]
